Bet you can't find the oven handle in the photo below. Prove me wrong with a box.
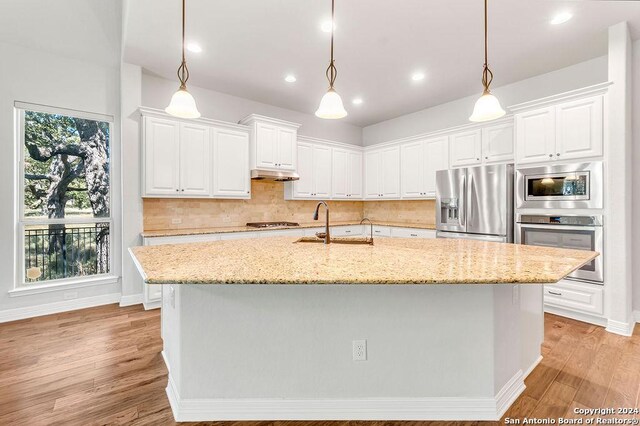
[515,223,600,232]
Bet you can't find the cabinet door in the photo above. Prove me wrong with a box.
[212,128,250,198]
[515,107,556,165]
[380,146,401,198]
[347,150,363,198]
[331,148,349,199]
[400,140,425,198]
[364,150,381,198]
[179,123,211,196]
[292,142,314,198]
[276,127,297,170]
[312,145,332,198]
[482,122,514,164]
[255,123,278,169]
[556,96,603,161]
[144,117,180,196]
[449,129,482,167]
[423,136,449,198]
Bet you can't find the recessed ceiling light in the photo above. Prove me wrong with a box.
[186,42,202,53]
[550,11,573,25]
[411,72,426,81]
[321,20,335,33]
[352,98,363,105]
[285,75,297,83]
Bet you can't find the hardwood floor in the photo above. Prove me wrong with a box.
[0,304,638,425]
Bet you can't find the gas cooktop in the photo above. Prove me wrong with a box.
[246,222,300,228]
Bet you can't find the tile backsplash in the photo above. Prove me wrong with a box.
[143,180,436,230]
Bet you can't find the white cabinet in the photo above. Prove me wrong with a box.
[482,122,514,164]
[179,123,211,196]
[544,279,604,316]
[143,117,210,197]
[515,95,603,165]
[401,136,449,199]
[555,96,603,161]
[332,148,362,199]
[240,115,301,171]
[212,128,250,198]
[143,116,180,196]
[449,129,482,168]
[365,146,400,199]
[390,227,436,239]
[515,107,556,165]
[286,142,332,199]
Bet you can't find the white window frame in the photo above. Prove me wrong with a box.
[14,102,117,290]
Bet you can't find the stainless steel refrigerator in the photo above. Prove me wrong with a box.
[436,164,514,242]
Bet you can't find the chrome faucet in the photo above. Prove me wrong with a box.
[313,201,330,244]
[360,217,374,243]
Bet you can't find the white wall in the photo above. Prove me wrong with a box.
[363,56,608,145]
[0,40,122,317]
[142,73,363,146]
[633,39,640,315]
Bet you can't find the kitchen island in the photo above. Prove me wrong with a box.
[130,237,597,422]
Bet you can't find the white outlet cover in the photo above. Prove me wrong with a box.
[353,339,367,361]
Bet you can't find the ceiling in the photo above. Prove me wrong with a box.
[124,1,640,126]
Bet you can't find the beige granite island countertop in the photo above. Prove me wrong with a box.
[140,221,436,238]
[129,237,598,285]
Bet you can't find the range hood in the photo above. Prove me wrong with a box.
[251,169,300,182]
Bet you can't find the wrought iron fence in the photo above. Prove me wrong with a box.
[24,223,110,282]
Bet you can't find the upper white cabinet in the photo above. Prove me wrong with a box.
[515,95,604,165]
[401,136,449,199]
[240,114,301,171]
[285,142,332,199]
[141,108,250,199]
[144,117,210,197]
[365,146,400,199]
[211,128,250,198]
[449,129,482,168]
[449,121,514,168]
[332,148,363,199]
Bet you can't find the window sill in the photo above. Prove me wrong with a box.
[9,275,120,297]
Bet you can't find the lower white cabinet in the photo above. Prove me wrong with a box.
[390,227,436,239]
[331,225,365,237]
[544,279,604,316]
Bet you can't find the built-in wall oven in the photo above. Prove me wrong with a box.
[516,162,603,209]
[515,214,603,284]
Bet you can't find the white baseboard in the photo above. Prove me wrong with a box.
[0,293,122,323]
[544,305,607,327]
[633,310,640,324]
[606,318,635,337]
[120,293,143,307]
[165,370,525,422]
[523,355,543,379]
[143,300,161,310]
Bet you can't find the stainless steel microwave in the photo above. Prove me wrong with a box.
[516,162,603,209]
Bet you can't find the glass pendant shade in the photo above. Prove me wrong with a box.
[469,92,505,122]
[165,88,201,119]
[315,89,348,119]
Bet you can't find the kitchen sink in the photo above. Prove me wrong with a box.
[295,236,374,245]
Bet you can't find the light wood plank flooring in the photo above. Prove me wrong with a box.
[0,304,638,425]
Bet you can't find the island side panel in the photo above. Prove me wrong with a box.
[520,284,544,376]
[168,284,517,400]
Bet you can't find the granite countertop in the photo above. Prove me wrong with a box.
[129,237,598,285]
[141,221,436,238]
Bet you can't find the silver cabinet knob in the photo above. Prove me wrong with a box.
[181,189,184,192]
[556,153,560,156]
[175,189,179,192]
[549,154,553,158]
[485,156,488,160]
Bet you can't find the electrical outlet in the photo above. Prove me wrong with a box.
[512,285,520,305]
[171,218,182,225]
[353,340,367,361]
[64,291,78,300]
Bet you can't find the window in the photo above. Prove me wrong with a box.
[17,104,113,287]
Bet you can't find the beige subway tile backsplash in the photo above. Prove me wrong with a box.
[143,180,436,231]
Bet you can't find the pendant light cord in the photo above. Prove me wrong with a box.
[325,0,338,89]
[481,0,494,94]
[177,0,190,90]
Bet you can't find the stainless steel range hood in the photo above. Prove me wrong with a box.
[250,169,300,181]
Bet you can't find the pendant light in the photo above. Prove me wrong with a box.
[165,0,201,119]
[315,0,347,119]
[469,0,505,122]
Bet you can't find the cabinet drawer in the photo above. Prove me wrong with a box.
[391,227,436,239]
[544,280,603,315]
[372,226,392,237]
[258,229,304,238]
[332,225,364,237]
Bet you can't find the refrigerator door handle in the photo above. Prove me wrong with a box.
[468,172,475,231]
[459,172,466,229]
